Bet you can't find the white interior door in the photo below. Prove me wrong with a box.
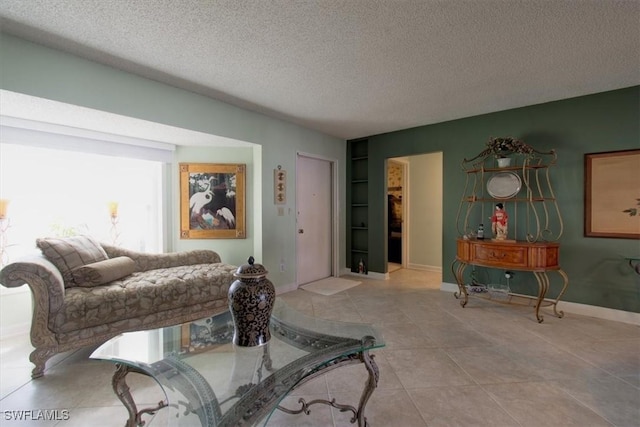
[296,155,332,285]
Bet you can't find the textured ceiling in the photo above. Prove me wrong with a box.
[1,0,639,140]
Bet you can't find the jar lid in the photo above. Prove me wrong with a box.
[234,256,269,278]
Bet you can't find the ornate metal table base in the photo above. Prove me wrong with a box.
[97,301,383,427]
[277,348,379,427]
[452,260,569,323]
[112,364,167,427]
[109,341,380,427]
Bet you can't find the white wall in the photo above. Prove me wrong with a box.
[0,34,348,336]
[408,152,443,271]
[0,34,346,292]
[173,145,258,267]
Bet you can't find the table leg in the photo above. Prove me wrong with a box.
[532,272,550,323]
[551,269,569,318]
[112,363,167,427]
[451,260,469,307]
[356,349,380,427]
[277,338,380,427]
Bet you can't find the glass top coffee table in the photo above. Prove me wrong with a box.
[91,299,384,427]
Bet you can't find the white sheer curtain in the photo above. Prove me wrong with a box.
[0,143,165,262]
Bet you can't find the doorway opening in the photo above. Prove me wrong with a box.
[387,158,408,273]
[386,152,443,276]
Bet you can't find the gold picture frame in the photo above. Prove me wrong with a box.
[585,149,640,239]
[180,163,246,239]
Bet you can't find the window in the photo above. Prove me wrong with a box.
[0,143,164,263]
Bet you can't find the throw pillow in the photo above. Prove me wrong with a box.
[71,256,136,287]
[36,235,108,287]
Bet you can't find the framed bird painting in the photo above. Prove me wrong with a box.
[180,163,246,239]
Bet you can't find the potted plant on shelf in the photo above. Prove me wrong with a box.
[486,137,532,167]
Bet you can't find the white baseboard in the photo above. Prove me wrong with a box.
[340,265,443,277]
[276,282,299,294]
[342,270,387,280]
[407,263,443,273]
[440,281,640,326]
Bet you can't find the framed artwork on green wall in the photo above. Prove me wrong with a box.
[585,149,640,239]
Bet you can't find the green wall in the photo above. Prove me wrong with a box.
[365,86,639,312]
[2,33,638,312]
[0,34,346,290]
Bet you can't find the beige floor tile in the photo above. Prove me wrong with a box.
[549,375,640,426]
[0,374,88,412]
[408,385,519,426]
[505,341,616,381]
[483,381,613,427]
[398,304,460,324]
[324,353,403,394]
[264,393,334,427]
[288,374,328,397]
[444,345,545,384]
[560,315,640,340]
[0,411,60,427]
[618,373,640,388]
[1,269,638,427]
[332,388,427,427]
[58,406,130,427]
[377,321,438,350]
[356,305,414,325]
[385,348,475,389]
[564,338,640,377]
[0,366,32,399]
[421,321,496,348]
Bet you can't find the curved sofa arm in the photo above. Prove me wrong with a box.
[0,256,65,345]
[100,244,223,272]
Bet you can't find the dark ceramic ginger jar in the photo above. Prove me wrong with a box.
[228,256,276,347]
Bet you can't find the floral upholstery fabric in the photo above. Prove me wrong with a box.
[71,256,136,287]
[36,235,109,287]
[53,263,237,334]
[0,243,237,379]
[101,243,222,271]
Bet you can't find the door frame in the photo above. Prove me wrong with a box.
[400,159,409,269]
[295,152,340,284]
[387,157,410,270]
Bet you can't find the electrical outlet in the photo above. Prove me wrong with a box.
[280,262,285,272]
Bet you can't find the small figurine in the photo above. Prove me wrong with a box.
[491,203,508,240]
[358,258,365,274]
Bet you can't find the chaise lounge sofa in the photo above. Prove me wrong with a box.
[0,235,237,378]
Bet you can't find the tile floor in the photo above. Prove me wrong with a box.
[1,269,639,426]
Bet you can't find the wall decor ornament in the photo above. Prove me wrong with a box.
[274,165,286,205]
[585,149,640,239]
[0,199,10,267]
[180,163,246,239]
[484,136,533,158]
[107,201,121,245]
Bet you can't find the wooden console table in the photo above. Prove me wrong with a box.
[453,238,569,323]
[453,139,569,323]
